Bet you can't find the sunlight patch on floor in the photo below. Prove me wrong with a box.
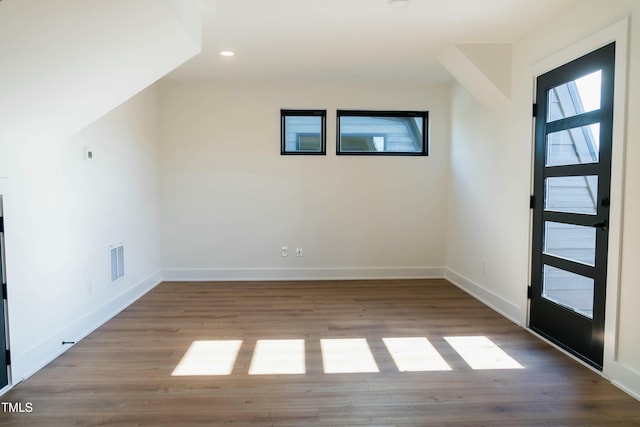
[172,340,242,376]
[320,338,380,374]
[382,337,452,372]
[248,339,306,375]
[171,336,526,376]
[444,336,524,370]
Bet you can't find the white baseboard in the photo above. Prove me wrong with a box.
[608,362,640,401]
[10,270,162,386]
[162,266,445,282]
[444,268,523,325]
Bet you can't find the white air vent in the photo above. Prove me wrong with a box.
[110,244,124,282]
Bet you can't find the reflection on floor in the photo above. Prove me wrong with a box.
[383,337,451,372]
[172,335,523,376]
[249,339,306,375]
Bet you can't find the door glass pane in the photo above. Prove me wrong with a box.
[546,124,600,166]
[547,70,602,122]
[543,265,594,318]
[544,221,596,266]
[545,175,598,215]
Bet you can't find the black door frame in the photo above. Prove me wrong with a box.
[529,42,616,370]
[0,198,9,389]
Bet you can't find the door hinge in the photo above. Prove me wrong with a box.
[5,350,10,366]
[527,287,533,299]
[532,103,538,118]
[1,283,6,300]
[0,217,4,233]
[530,195,535,209]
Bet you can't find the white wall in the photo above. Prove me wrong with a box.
[446,83,530,322]
[0,0,200,150]
[446,0,640,398]
[0,0,200,386]
[159,81,450,280]
[0,86,163,383]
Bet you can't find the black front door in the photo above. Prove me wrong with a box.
[530,43,615,370]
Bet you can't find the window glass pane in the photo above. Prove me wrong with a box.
[281,110,325,154]
[338,112,426,155]
[297,134,321,151]
[547,70,601,122]
[546,124,600,166]
[543,265,594,318]
[285,116,322,152]
[544,221,596,266]
[545,175,598,215]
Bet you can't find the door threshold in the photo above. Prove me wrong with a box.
[525,327,605,376]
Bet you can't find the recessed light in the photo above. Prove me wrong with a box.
[219,50,235,57]
[388,0,409,8]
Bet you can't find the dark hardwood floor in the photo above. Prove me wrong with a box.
[2,279,640,426]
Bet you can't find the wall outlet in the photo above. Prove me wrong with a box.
[482,260,488,274]
[296,247,303,257]
[281,246,288,257]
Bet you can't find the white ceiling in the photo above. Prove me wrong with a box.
[166,0,581,83]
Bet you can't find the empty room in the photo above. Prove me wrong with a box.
[1,0,640,425]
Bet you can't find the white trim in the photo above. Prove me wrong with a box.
[601,17,630,373]
[444,268,522,325]
[162,267,444,282]
[530,18,628,76]
[609,363,640,401]
[8,270,162,387]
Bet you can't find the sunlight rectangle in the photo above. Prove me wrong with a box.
[172,340,242,376]
[382,337,452,372]
[248,339,306,375]
[444,336,524,370]
[320,338,379,374]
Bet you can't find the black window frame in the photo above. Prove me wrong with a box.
[336,110,428,156]
[281,109,327,155]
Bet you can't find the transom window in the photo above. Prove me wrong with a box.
[337,110,428,155]
[281,110,326,155]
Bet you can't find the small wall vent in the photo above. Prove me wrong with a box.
[110,244,124,282]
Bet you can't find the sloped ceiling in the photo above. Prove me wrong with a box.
[0,0,201,144]
[166,0,582,83]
